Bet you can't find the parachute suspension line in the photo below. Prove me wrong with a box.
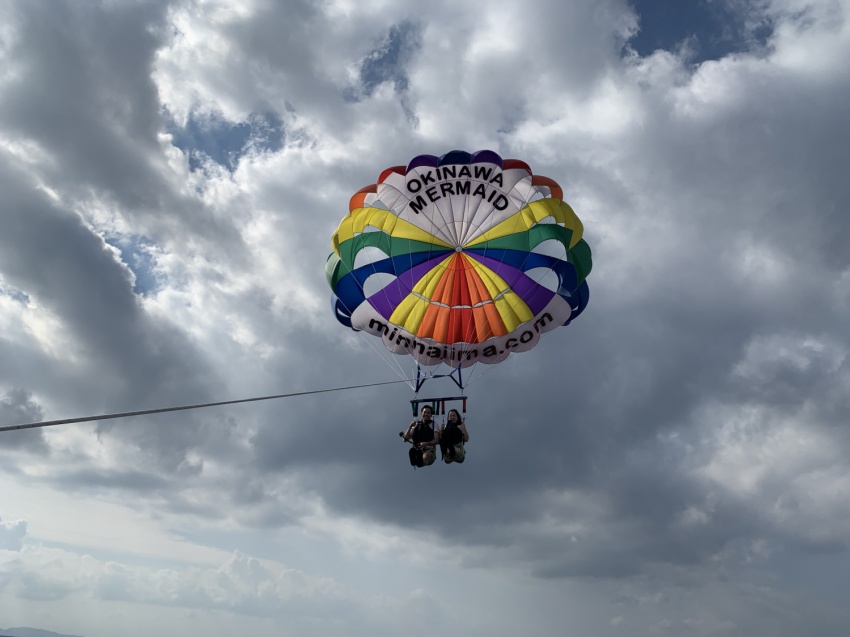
[0,379,413,433]
[333,284,413,390]
[351,320,416,391]
[464,355,500,388]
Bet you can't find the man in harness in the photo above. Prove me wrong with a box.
[402,405,440,468]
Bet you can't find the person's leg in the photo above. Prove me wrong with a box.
[453,444,465,463]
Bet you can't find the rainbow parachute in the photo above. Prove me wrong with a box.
[326,150,591,373]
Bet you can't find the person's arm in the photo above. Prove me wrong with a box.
[459,422,469,442]
[402,420,416,442]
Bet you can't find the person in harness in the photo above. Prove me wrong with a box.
[402,405,440,468]
[439,408,469,463]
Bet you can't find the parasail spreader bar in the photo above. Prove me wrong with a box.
[410,395,468,417]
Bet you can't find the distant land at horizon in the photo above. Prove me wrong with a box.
[1,627,83,637]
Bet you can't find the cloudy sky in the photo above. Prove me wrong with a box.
[1,0,849,635]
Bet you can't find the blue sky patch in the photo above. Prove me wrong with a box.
[169,110,284,172]
[344,21,422,103]
[0,283,30,305]
[105,235,161,296]
[628,0,773,63]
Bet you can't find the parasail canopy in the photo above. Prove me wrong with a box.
[327,149,591,378]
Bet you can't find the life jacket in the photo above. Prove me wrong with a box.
[410,420,435,444]
[441,422,463,446]
[439,422,466,463]
[409,420,436,468]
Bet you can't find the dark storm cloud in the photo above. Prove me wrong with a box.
[0,163,208,386]
[0,1,169,208]
[627,65,850,273]
[0,0,276,476]
[238,9,850,586]
[0,0,247,250]
[244,209,782,576]
[0,133,221,473]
